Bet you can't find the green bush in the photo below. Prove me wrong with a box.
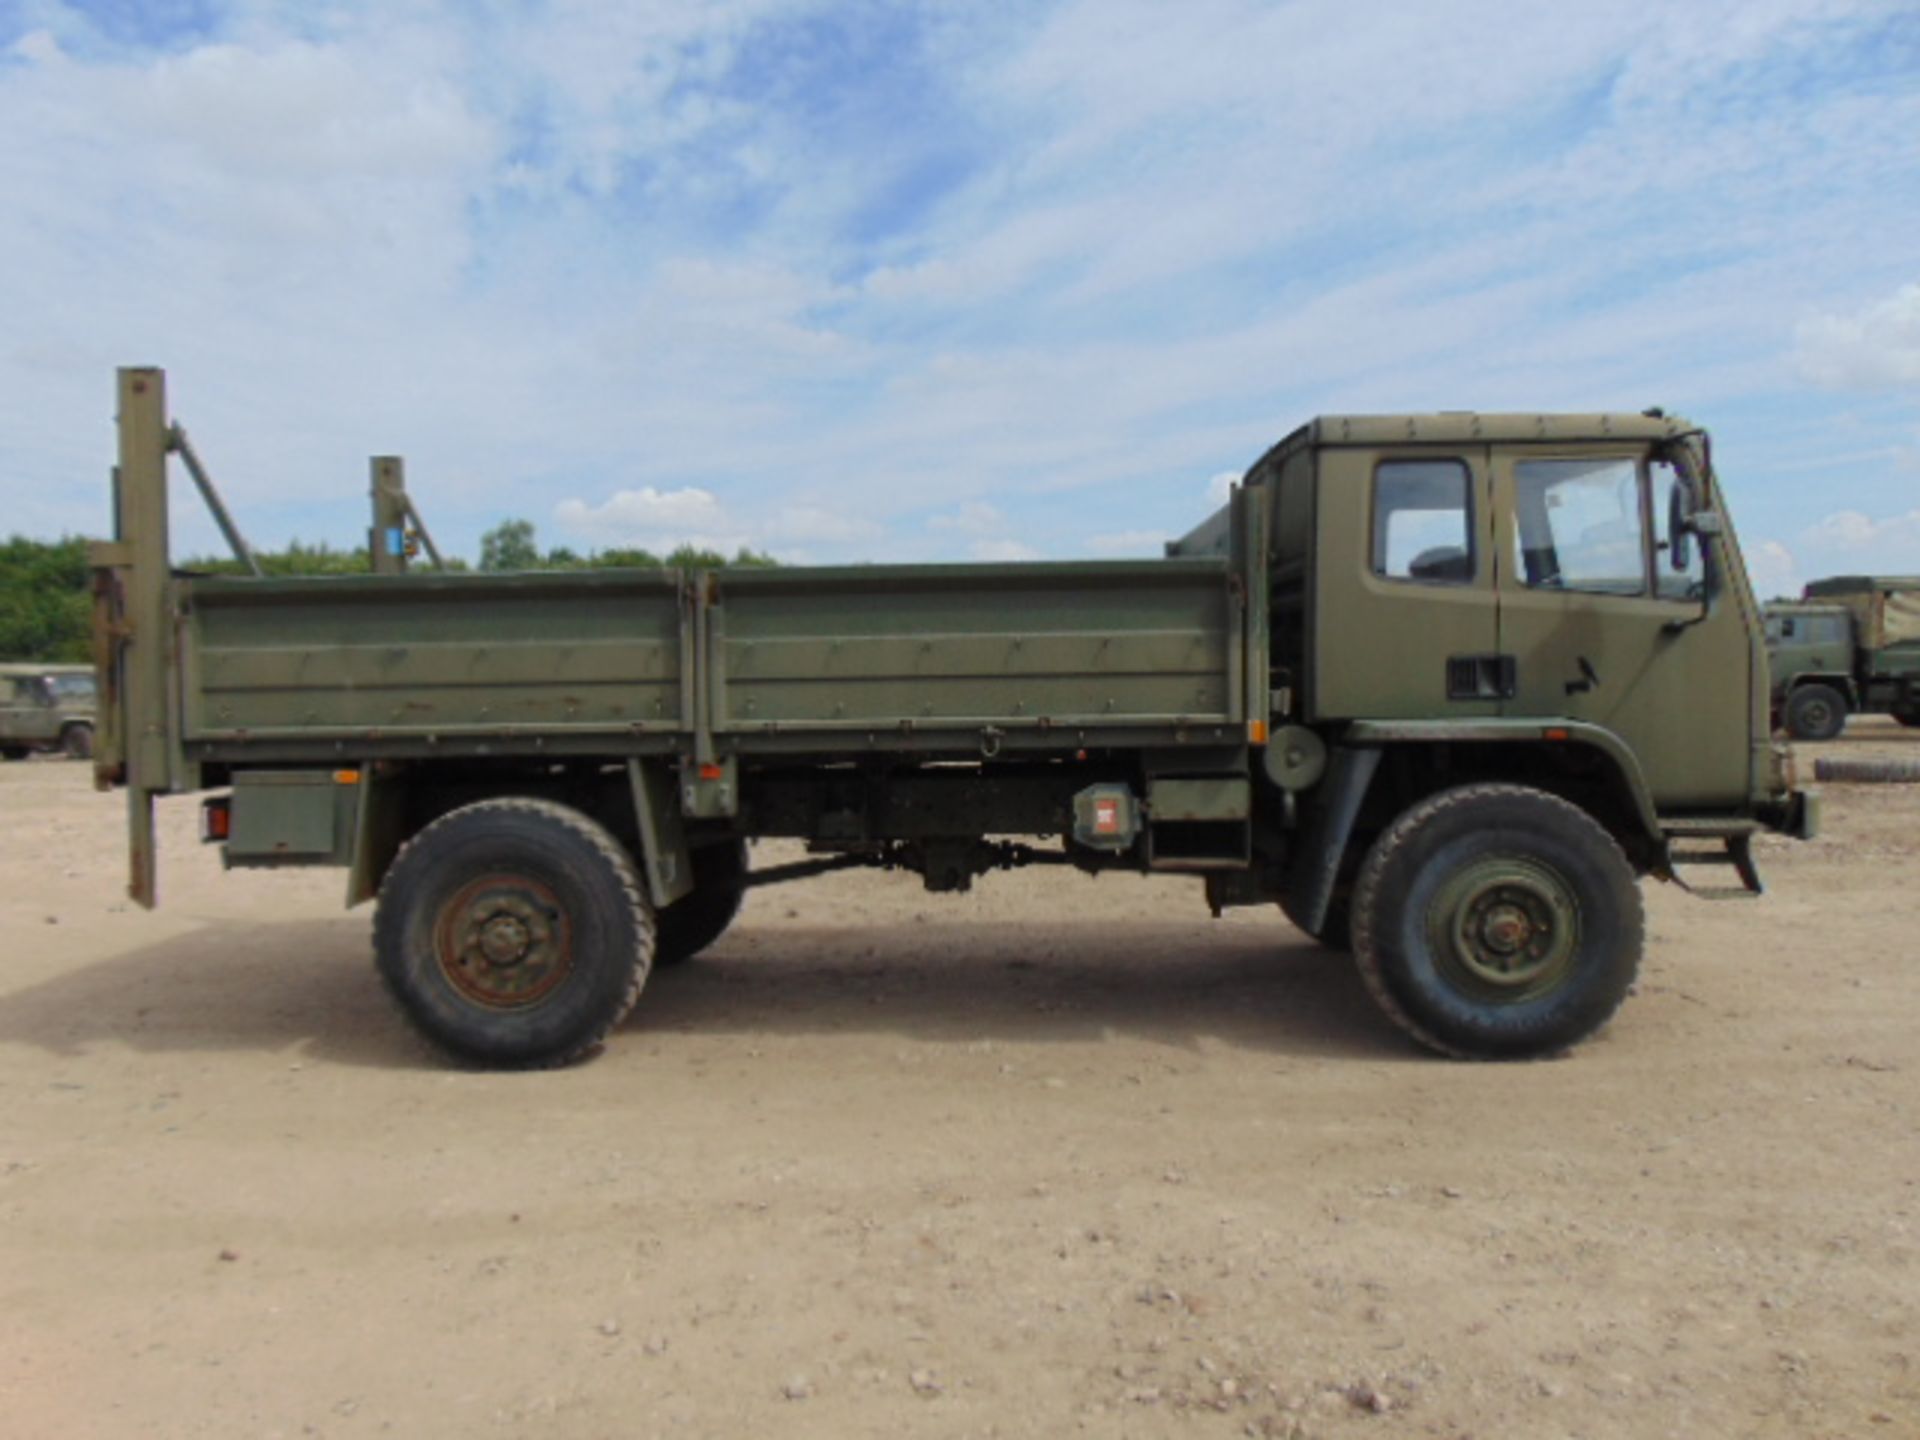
[0,536,92,663]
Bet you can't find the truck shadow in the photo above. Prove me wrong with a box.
[642,923,1404,1061]
[0,918,1407,1069]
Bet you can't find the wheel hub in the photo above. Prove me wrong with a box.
[478,915,532,965]
[1480,902,1533,954]
[1427,857,1580,1001]
[435,874,572,1008]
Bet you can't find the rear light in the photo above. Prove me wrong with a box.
[200,796,231,842]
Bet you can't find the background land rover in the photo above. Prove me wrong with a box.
[0,663,95,760]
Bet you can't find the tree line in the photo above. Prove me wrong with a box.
[0,520,777,664]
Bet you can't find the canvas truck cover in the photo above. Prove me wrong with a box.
[1804,577,1920,650]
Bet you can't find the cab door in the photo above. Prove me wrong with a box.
[1491,445,1750,808]
[1311,444,1499,719]
[0,677,22,745]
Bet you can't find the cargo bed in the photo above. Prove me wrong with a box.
[177,557,1257,765]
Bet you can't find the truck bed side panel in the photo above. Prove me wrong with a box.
[712,561,1240,735]
[182,571,686,740]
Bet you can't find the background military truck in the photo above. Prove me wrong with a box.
[1766,577,1920,740]
[0,662,96,760]
[91,369,1813,1067]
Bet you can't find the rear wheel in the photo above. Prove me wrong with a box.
[0,746,27,762]
[1785,683,1847,741]
[653,840,749,967]
[60,723,94,760]
[1351,784,1642,1059]
[1894,709,1920,729]
[373,798,652,1067]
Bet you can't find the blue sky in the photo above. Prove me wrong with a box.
[0,0,1916,591]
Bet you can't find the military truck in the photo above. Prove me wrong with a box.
[0,663,96,760]
[91,369,1813,1067]
[1765,577,1920,739]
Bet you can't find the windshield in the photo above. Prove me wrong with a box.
[48,673,95,702]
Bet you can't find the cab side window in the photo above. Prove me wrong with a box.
[1513,457,1646,595]
[1372,460,1473,584]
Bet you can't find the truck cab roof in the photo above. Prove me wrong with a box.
[1254,411,1699,470]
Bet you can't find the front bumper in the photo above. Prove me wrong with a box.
[1762,788,1820,841]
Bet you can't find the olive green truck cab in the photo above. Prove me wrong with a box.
[0,663,96,760]
[92,369,1814,1067]
[1765,577,1920,739]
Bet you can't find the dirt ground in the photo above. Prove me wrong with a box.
[2,725,1916,1440]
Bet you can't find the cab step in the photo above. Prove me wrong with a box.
[1662,820,1763,899]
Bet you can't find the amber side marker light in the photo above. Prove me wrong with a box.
[200,796,231,842]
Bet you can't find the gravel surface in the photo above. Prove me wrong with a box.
[1,721,1916,1438]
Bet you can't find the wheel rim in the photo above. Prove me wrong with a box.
[434,872,573,1009]
[1799,697,1832,734]
[1425,856,1580,1004]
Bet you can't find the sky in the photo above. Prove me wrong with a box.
[0,0,1916,592]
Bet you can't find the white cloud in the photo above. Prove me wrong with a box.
[1803,508,1920,553]
[1796,285,1920,390]
[1782,507,1920,588]
[555,486,736,551]
[970,538,1041,562]
[552,488,887,558]
[927,501,1007,536]
[1744,539,1799,599]
[1085,529,1164,556]
[769,505,884,547]
[0,0,1914,577]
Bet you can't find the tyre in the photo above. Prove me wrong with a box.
[373,798,652,1067]
[1350,784,1642,1060]
[653,839,748,967]
[1895,710,1920,729]
[60,723,94,760]
[1278,889,1351,952]
[0,746,27,762]
[1785,684,1847,741]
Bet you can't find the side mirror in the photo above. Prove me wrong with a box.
[1667,483,1693,572]
[1666,482,1722,573]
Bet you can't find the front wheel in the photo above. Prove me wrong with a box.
[1785,684,1847,741]
[373,798,652,1067]
[61,723,94,760]
[0,746,27,762]
[1351,785,1642,1060]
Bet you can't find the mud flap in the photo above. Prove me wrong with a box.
[1281,746,1381,934]
[629,759,694,910]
